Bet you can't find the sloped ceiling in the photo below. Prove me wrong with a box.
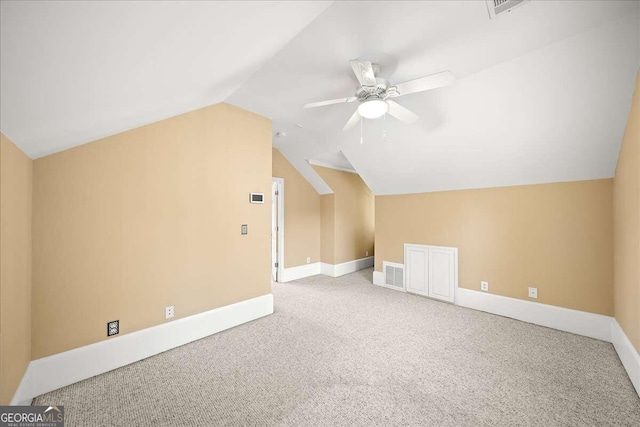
[228,0,640,195]
[1,1,639,196]
[0,1,331,158]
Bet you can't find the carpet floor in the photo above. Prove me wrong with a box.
[35,268,640,426]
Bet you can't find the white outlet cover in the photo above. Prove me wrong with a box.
[481,281,489,292]
[165,306,174,319]
[306,257,311,264]
[528,287,538,299]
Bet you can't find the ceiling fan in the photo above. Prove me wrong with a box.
[303,60,454,131]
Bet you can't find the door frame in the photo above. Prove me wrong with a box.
[272,177,285,282]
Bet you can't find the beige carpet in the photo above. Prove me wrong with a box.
[35,268,640,426]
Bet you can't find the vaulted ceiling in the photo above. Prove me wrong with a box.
[228,0,640,195]
[0,1,331,158]
[1,1,639,195]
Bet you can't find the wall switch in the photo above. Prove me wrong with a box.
[481,281,489,292]
[306,257,311,264]
[528,287,538,299]
[166,306,174,319]
[241,224,248,235]
[107,320,119,337]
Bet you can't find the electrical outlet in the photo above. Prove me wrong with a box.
[107,320,119,337]
[165,306,174,319]
[528,287,538,299]
[306,257,311,264]
[366,251,369,256]
[241,224,248,235]
[481,281,489,292]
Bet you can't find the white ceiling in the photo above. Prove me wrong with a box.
[228,0,640,194]
[0,1,331,158]
[1,1,639,196]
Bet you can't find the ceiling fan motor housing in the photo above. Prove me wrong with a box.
[356,77,393,101]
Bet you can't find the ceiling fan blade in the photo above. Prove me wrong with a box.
[350,59,377,87]
[393,71,454,97]
[386,100,419,124]
[303,97,357,109]
[343,109,361,131]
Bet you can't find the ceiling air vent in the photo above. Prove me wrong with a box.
[486,0,530,19]
[383,262,405,291]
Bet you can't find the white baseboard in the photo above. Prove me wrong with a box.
[372,270,406,293]
[321,256,374,278]
[11,293,274,405]
[373,271,385,286]
[282,258,373,282]
[10,365,33,405]
[456,288,612,342]
[612,319,640,397]
[320,262,333,276]
[281,262,321,282]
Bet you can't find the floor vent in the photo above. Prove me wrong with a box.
[383,262,405,291]
[486,0,529,19]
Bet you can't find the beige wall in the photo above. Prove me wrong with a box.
[0,133,33,405]
[272,149,321,268]
[313,166,374,265]
[614,70,640,352]
[376,179,613,316]
[320,194,335,264]
[32,103,272,359]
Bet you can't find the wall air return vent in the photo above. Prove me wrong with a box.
[486,0,530,19]
[383,261,405,291]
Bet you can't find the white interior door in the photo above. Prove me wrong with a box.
[428,247,456,303]
[405,245,428,296]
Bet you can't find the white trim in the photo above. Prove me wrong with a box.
[307,159,358,174]
[335,256,374,276]
[373,270,385,286]
[383,261,404,270]
[612,319,640,397]
[11,294,274,405]
[456,288,612,342]
[283,258,373,281]
[272,177,285,282]
[281,262,321,282]
[10,365,34,405]
[321,256,374,278]
[321,262,335,277]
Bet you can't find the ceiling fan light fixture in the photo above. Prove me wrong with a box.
[358,99,388,119]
